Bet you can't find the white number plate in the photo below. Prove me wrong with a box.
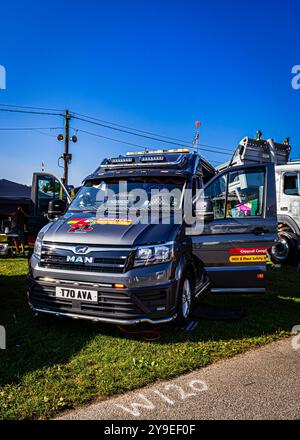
[55,287,98,303]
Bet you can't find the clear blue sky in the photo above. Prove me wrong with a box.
[0,0,300,186]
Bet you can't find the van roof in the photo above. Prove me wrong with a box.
[84,150,216,183]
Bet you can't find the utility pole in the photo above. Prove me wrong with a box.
[63,109,70,185]
[57,110,77,185]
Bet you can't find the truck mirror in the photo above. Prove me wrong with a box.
[195,197,214,223]
[48,199,67,219]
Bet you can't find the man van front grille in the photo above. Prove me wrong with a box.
[39,245,132,274]
[40,262,125,273]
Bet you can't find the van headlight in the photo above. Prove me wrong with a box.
[134,242,174,267]
[33,237,43,260]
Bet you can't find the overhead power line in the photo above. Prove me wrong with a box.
[71,111,232,150]
[72,114,193,147]
[74,127,150,149]
[34,130,62,138]
[75,127,228,166]
[72,115,232,155]
[71,111,234,153]
[0,126,62,131]
[0,103,64,113]
[74,127,231,157]
[0,103,234,156]
[0,107,64,117]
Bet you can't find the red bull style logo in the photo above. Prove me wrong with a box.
[67,217,132,233]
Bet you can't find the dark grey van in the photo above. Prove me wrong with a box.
[27,149,277,325]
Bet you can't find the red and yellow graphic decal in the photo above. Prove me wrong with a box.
[229,247,269,255]
[67,218,93,233]
[229,247,269,263]
[93,218,132,226]
[67,217,132,233]
[229,255,267,263]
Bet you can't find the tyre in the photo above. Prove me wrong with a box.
[175,272,195,325]
[271,232,296,264]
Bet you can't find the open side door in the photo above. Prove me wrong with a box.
[192,163,277,292]
[28,173,71,250]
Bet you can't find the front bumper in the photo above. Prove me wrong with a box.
[27,262,179,325]
[27,304,177,325]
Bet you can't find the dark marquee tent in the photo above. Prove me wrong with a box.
[0,179,31,216]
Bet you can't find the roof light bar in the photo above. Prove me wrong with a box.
[167,148,190,153]
[100,154,185,169]
[140,155,165,162]
[126,148,190,156]
[110,157,134,164]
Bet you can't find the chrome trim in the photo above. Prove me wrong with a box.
[37,277,113,288]
[34,265,128,277]
[211,288,265,293]
[206,265,265,272]
[30,305,177,325]
[42,243,135,254]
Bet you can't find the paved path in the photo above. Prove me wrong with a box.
[57,338,300,420]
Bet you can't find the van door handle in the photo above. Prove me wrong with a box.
[252,227,266,235]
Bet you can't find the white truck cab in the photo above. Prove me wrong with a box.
[274,162,300,262]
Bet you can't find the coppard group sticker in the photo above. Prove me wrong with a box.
[229,247,269,263]
[229,247,269,255]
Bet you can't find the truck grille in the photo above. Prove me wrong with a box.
[40,244,132,274]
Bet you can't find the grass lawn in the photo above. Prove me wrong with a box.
[0,258,300,419]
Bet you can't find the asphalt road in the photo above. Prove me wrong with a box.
[57,338,300,420]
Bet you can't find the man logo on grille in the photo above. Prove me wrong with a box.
[67,255,94,264]
[75,246,89,254]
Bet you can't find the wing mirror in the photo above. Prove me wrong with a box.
[48,199,67,219]
[195,197,214,223]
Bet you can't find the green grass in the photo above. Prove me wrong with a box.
[0,258,299,419]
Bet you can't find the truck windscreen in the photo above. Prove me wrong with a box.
[68,177,186,212]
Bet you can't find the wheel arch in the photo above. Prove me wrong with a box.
[174,253,204,286]
[277,215,300,236]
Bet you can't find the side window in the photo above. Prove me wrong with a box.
[227,169,265,218]
[204,174,227,219]
[284,173,299,196]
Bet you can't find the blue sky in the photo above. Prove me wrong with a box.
[0,0,300,186]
